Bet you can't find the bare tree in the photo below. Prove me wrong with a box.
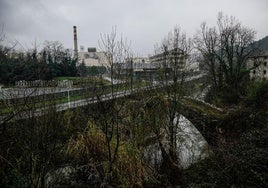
[99,26,131,94]
[195,12,259,91]
[152,26,193,184]
[90,27,132,183]
[0,86,69,188]
[0,24,4,43]
[194,23,219,87]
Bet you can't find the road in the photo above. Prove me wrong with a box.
[0,74,206,123]
[0,87,82,100]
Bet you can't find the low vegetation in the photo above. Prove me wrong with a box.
[1,79,266,187]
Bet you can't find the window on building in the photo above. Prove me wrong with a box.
[264,70,267,75]
[254,61,258,66]
[264,62,267,66]
[253,70,256,74]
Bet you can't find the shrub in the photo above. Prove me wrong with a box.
[182,126,268,187]
[244,80,268,107]
[66,127,146,187]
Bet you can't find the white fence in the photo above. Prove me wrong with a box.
[15,80,73,88]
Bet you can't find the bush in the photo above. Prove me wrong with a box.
[0,166,26,188]
[182,126,268,187]
[66,127,146,187]
[205,86,242,106]
[244,80,268,107]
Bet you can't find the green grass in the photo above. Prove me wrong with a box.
[53,76,83,80]
[53,76,111,87]
[0,95,86,114]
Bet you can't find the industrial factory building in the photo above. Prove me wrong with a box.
[78,48,108,67]
[73,26,108,67]
[72,26,197,77]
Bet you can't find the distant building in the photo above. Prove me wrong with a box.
[110,57,158,80]
[78,48,108,67]
[118,48,189,80]
[188,61,200,72]
[247,50,268,80]
[72,26,108,67]
[149,48,189,72]
[120,57,158,72]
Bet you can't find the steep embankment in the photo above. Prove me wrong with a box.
[181,81,268,187]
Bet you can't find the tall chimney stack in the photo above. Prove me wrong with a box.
[73,26,78,59]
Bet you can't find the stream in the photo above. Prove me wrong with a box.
[143,114,210,169]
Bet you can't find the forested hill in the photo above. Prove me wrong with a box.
[253,35,268,50]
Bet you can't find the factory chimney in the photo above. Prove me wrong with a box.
[73,26,78,59]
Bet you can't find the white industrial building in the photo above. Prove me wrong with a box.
[78,48,108,67]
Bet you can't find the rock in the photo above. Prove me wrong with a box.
[45,164,101,187]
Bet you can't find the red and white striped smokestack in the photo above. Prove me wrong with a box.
[73,26,78,59]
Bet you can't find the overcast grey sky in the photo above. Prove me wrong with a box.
[0,0,267,56]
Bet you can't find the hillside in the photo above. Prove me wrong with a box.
[253,35,268,51]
